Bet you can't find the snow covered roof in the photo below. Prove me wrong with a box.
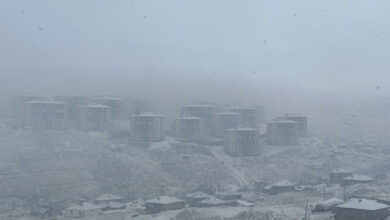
[280,113,306,118]
[146,196,184,204]
[80,104,110,109]
[95,96,123,101]
[100,201,126,209]
[330,169,352,174]
[336,198,390,211]
[199,197,227,205]
[185,191,211,199]
[67,202,101,211]
[95,193,122,201]
[342,174,374,182]
[269,119,297,124]
[183,104,213,108]
[228,107,256,110]
[316,198,344,207]
[174,116,203,120]
[236,200,255,207]
[27,100,66,105]
[133,112,163,117]
[226,127,258,132]
[216,111,240,116]
[272,180,294,187]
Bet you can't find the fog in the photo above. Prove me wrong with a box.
[1,1,390,219]
[2,0,390,98]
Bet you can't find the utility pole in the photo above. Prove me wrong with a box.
[304,197,309,220]
[323,184,326,201]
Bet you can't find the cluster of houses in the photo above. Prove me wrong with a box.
[329,169,374,185]
[63,193,127,218]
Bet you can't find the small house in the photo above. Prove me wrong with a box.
[63,202,101,218]
[198,197,227,207]
[267,180,295,194]
[342,174,374,185]
[335,198,390,220]
[185,191,211,206]
[216,191,242,201]
[145,196,185,214]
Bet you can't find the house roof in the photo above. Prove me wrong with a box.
[342,174,374,182]
[95,193,122,201]
[185,191,211,199]
[330,169,352,174]
[272,180,294,187]
[146,196,183,204]
[199,197,227,205]
[336,198,390,211]
[67,202,101,211]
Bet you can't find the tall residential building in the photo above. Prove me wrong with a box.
[278,114,308,137]
[227,107,258,128]
[266,119,299,146]
[54,96,88,128]
[173,116,205,140]
[9,95,43,120]
[94,97,124,120]
[26,100,67,130]
[225,127,260,156]
[79,104,111,132]
[213,112,240,137]
[131,113,164,142]
[181,104,214,129]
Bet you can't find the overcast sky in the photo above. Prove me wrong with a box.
[1,0,390,98]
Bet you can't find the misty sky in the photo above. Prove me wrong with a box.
[1,0,390,97]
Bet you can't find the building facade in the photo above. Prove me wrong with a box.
[54,96,88,129]
[278,114,308,137]
[173,116,205,140]
[227,107,258,128]
[79,104,111,132]
[266,119,299,146]
[225,127,260,156]
[181,105,214,129]
[94,97,124,120]
[213,112,240,137]
[26,100,67,130]
[131,113,164,142]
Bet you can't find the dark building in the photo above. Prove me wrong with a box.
[335,198,390,220]
[329,169,353,184]
[145,196,185,214]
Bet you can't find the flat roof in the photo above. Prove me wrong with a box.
[79,104,110,109]
[226,127,258,131]
[27,100,66,105]
[133,112,163,117]
[174,116,203,120]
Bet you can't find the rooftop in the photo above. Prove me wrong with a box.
[95,193,122,201]
[146,196,183,204]
[199,197,226,205]
[27,100,66,105]
[79,104,110,109]
[342,174,374,182]
[336,198,390,211]
[185,191,211,199]
[67,202,101,211]
[272,180,294,187]
[133,112,163,117]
